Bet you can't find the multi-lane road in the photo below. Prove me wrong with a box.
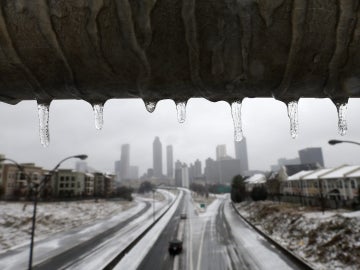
[138,190,305,270]
[1,189,311,270]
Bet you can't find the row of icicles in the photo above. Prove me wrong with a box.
[37,99,348,147]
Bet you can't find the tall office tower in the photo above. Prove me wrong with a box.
[114,160,121,183]
[194,159,202,178]
[181,163,189,188]
[174,160,182,187]
[153,137,163,177]
[120,144,130,180]
[166,145,174,178]
[298,147,324,167]
[234,137,249,174]
[188,163,195,182]
[216,144,227,160]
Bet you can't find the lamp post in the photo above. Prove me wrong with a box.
[328,139,360,146]
[152,188,155,221]
[1,154,88,270]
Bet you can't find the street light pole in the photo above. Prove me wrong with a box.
[28,154,88,270]
[1,155,88,270]
[152,189,155,221]
[328,139,360,146]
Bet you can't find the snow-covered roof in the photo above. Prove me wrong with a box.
[245,174,266,184]
[320,165,360,179]
[344,167,360,178]
[301,168,334,180]
[287,170,314,181]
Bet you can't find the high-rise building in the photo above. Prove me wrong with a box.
[120,144,130,180]
[188,163,195,182]
[166,145,174,178]
[298,147,324,167]
[174,160,182,187]
[181,163,189,188]
[114,160,121,182]
[153,137,163,177]
[204,157,241,184]
[216,145,227,161]
[204,158,218,184]
[194,159,202,178]
[234,137,249,175]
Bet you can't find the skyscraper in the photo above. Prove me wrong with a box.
[166,145,174,178]
[298,147,324,167]
[114,160,121,182]
[120,144,130,180]
[194,159,202,178]
[153,137,163,177]
[234,137,249,175]
[216,145,227,160]
[174,160,182,187]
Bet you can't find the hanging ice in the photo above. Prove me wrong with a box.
[231,101,243,142]
[337,102,348,136]
[176,102,186,123]
[287,101,298,139]
[144,101,157,113]
[37,102,50,147]
[93,104,104,130]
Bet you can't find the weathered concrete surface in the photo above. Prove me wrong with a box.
[0,0,359,105]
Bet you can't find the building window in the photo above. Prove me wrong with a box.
[351,180,356,189]
[60,176,64,181]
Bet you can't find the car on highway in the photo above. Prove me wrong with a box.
[168,239,183,256]
[180,213,187,219]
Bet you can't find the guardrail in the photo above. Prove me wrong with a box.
[103,189,181,270]
[231,202,315,270]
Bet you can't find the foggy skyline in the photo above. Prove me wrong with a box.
[1,98,360,175]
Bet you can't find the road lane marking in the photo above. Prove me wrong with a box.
[196,222,206,270]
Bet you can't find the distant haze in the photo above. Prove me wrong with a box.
[0,98,360,174]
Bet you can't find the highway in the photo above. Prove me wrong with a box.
[0,190,176,270]
[1,190,310,270]
[138,191,305,270]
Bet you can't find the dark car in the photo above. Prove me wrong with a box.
[168,239,183,255]
[180,213,187,219]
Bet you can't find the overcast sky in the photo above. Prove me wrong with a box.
[1,97,360,175]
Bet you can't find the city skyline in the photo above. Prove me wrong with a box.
[1,98,360,175]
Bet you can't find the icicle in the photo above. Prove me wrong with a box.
[336,102,348,136]
[93,103,104,130]
[37,102,50,147]
[144,101,157,113]
[231,101,243,142]
[287,100,299,139]
[176,102,186,123]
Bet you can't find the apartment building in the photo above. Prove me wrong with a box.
[1,163,44,199]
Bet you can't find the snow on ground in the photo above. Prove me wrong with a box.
[0,199,135,253]
[235,201,360,270]
[0,190,175,270]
